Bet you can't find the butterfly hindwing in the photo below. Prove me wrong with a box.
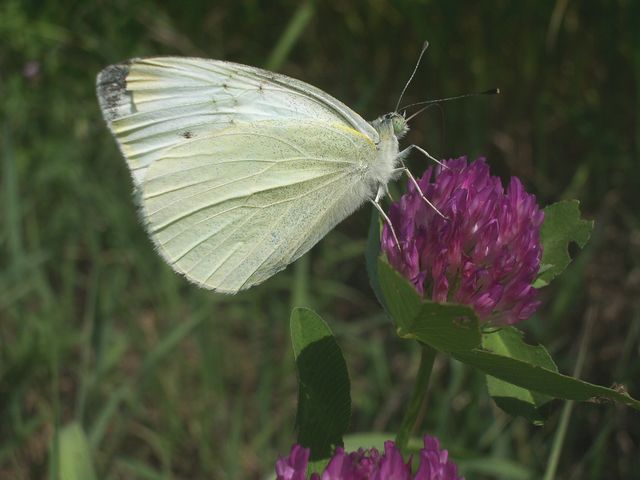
[141,120,377,292]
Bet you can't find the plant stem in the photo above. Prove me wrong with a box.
[543,306,595,480]
[265,0,317,71]
[395,343,437,452]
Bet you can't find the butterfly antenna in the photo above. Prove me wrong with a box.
[405,104,434,123]
[394,40,430,113]
[401,88,499,115]
[405,100,446,123]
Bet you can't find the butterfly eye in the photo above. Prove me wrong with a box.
[391,115,408,137]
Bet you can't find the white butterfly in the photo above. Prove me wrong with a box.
[96,54,440,293]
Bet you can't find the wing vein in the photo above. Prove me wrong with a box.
[239,177,360,290]
[145,156,354,198]
[171,171,351,270]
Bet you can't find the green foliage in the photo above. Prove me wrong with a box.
[342,432,389,452]
[483,328,557,424]
[377,253,640,414]
[378,259,481,352]
[535,201,594,288]
[455,458,536,480]
[453,347,640,409]
[2,0,640,478]
[365,210,386,311]
[290,308,351,463]
[57,423,97,480]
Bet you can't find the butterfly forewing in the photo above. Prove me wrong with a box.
[97,57,378,186]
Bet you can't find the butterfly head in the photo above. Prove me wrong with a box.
[372,112,409,141]
[389,112,409,139]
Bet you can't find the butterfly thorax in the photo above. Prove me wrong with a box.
[368,112,408,188]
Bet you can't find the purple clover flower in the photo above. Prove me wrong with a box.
[275,436,463,480]
[381,157,543,325]
[275,444,311,480]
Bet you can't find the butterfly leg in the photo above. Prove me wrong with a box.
[397,144,449,169]
[384,183,394,202]
[370,191,401,251]
[400,167,447,219]
[394,146,448,219]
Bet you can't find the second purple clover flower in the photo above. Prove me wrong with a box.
[382,157,544,325]
[275,435,463,480]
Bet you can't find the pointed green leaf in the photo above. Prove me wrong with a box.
[535,200,593,287]
[378,259,481,352]
[57,422,97,480]
[377,258,421,330]
[483,328,557,423]
[453,348,640,410]
[290,307,351,461]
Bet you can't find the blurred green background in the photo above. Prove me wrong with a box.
[1,1,639,479]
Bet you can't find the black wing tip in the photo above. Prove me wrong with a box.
[96,59,136,92]
[96,59,138,122]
